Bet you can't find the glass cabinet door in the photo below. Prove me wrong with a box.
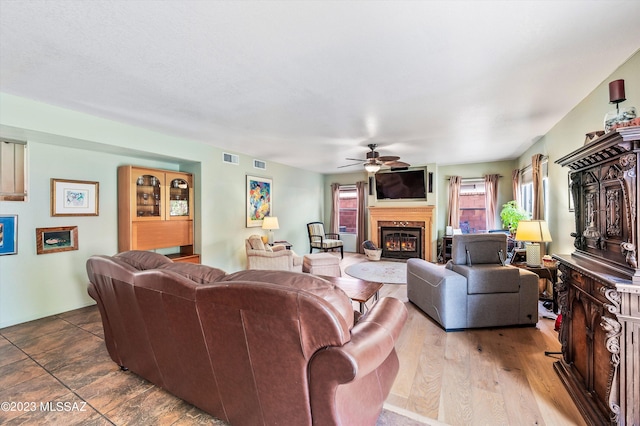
[168,177,190,218]
[135,173,163,219]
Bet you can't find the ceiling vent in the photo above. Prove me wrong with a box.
[253,159,267,170]
[222,152,239,165]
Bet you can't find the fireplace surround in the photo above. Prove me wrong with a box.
[368,206,434,261]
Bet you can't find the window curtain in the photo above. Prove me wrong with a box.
[447,176,462,227]
[329,183,340,234]
[484,174,500,230]
[532,154,544,220]
[511,169,521,207]
[356,181,366,254]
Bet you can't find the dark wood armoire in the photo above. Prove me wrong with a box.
[554,126,640,425]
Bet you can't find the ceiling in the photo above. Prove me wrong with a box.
[1,1,639,174]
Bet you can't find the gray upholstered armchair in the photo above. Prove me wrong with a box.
[407,233,538,330]
[245,235,302,271]
[307,222,344,259]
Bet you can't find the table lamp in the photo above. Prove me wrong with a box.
[262,216,279,245]
[514,220,552,267]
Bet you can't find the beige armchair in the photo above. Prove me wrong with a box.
[245,235,302,271]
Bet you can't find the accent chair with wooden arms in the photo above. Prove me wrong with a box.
[307,221,344,259]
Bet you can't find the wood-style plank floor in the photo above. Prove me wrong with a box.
[0,253,586,425]
[341,253,586,426]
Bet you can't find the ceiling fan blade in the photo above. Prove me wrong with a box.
[378,155,400,162]
[338,162,363,169]
[385,161,410,168]
[345,157,367,162]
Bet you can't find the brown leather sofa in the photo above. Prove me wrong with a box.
[86,251,407,425]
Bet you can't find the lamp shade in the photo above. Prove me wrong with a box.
[514,220,552,242]
[262,216,279,230]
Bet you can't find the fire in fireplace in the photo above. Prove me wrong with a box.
[380,227,422,259]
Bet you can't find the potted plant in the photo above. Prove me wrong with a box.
[500,201,529,235]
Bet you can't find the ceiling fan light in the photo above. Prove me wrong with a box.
[364,163,381,173]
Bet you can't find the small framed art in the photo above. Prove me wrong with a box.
[246,175,272,227]
[0,215,18,255]
[51,178,99,216]
[36,226,78,254]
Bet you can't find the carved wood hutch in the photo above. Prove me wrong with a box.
[554,126,640,425]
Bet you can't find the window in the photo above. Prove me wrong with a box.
[338,185,357,233]
[0,140,27,201]
[459,179,486,233]
[520,159,548,219]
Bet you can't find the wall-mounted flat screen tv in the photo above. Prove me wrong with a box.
[374,169,427,200]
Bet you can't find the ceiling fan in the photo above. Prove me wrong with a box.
[339,144,410,173]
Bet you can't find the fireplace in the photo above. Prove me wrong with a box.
[381,227,422,259]
[368,206,434,261]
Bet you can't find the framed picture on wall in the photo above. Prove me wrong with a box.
[246,175,272,227]
[36,226,78,254]
[0,215,18,255]
[51,178,99,216]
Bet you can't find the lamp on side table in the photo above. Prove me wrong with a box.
[514,220,552,267]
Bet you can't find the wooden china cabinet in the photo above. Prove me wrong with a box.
[554,126,640,425]
[118,165,199,263]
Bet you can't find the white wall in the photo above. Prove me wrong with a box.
[0,94,325,328]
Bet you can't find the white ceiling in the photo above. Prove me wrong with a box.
[1,1,639,173]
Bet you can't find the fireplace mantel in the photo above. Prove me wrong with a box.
[368,206,434,261]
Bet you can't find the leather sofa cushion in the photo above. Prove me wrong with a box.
[221,270,354,329]
[114,250,173,270]
[451,264,520,294]
[158,263,227,284]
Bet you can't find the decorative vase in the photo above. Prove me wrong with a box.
[604,110,618,132]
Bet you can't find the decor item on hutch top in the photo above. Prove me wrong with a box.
[554,126,640,426]
[246,175,272,227]
[514,220,552,267]
[262,216,279,245]
[604,79,637,132]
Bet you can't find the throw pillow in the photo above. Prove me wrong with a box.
[248,235,266,251]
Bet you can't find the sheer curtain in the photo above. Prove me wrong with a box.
[356,181,366,254]
[484,174,500,230]
[329,183,340,234]
[511,169,521,207]
[447,176,462,227]
[532,154,544,220]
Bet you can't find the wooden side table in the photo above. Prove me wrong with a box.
[511,263,558,313]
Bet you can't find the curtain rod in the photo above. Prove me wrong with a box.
[446,175,503,180]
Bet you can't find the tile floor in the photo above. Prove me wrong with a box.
[0,305,228,425]
[0,303,423,425]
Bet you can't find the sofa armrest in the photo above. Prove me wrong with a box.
[309,297,407,381]
[246,249,292,258]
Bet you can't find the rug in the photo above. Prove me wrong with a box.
[345,261,407,284]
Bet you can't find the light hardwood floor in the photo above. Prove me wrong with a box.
[341,253,586,426]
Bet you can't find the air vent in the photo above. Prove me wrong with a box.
[222,152,239,165]
[253,159,267,170]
